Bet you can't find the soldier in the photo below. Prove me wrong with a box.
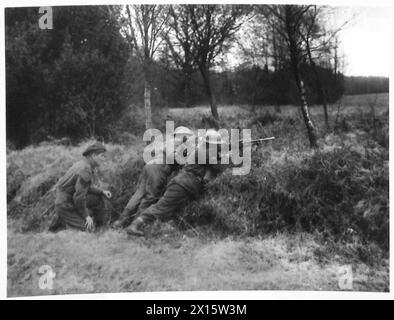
[126,129,224,236]
[112,126,194,229]
[49,142,112,232]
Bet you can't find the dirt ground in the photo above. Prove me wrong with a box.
[7,225,389,297]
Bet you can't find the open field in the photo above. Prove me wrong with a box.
[7,93,389,296]
[168,93,389,119]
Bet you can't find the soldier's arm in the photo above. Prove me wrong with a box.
[88,186,103,195]
[73,175,91,218]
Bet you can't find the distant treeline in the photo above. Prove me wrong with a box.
[4,6,383,148]
[152,64,345,108]
[344,76,389,95]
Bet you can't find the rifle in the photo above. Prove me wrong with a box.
[225,137,275,152]
[239,137,275,145]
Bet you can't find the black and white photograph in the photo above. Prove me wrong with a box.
[3,1,391,298]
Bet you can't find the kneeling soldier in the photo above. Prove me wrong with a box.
[113,126,194,229]
[49,142,112,232]
[126,130,224,236]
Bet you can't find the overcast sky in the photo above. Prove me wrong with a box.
[227,5,390,77]
[336,6,390,77]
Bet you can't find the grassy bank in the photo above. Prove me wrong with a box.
[7,93,389,295]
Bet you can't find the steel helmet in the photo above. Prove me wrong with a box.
[174,126,194,137]
[196,129,223,164]
[174,126,194,146]
[204,129,224,145]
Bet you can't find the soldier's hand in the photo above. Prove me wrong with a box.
[103,190,112,199]
[85,216,94,232]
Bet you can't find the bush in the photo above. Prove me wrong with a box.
[250,111,282,127]
[181,147,388,252]
[334,109,389,148]
[109,105,146,144]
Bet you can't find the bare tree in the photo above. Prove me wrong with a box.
[164,5,197,108]
[188,5,249,125]
[261,5,318,148]
[298,6,351,131]
[114,5,169,129]
[233,15,268,111]
[235,11,286,112]
[297,6,330,130]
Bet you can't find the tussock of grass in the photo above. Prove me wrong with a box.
[7,139,146,232]
[179,141,388,263]
[250,111,282,126]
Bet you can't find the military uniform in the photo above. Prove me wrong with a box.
[134,161,223,224]
[51,158,107,231]
[114,161,179,227]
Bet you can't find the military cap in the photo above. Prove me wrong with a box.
[82,142,107,156]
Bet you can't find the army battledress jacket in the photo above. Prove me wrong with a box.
[54,158,103,230]
[136,158,224,223]
[119,161,180,224]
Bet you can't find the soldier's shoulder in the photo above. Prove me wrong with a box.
[146,159,166,166]
[74,160,93,181]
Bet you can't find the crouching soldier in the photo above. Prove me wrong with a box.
[113,126,194,229]
[126,130,225,236]
[49,142,112,232]
[112,160,178,229]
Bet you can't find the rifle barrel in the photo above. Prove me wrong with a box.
[240,137,275,144]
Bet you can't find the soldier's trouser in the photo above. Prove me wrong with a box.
[55,194,107,231]
[125,179,145,212]
[86,194,108,227]
[121,169,164,225]
[137,181,192,224]
[48,212,66,232]
[56,204,86,230]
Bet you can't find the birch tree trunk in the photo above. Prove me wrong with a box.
[144,61,153,129]
[297,79,318,148]
[285,6,318,148]
[306,40,329,130]
[200,64,219,126]
[184,65,193,108]
[144,80,152,129]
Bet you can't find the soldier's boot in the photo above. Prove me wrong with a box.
[112,209,132,229]
[48,213,66,233]
[126,217,145,236]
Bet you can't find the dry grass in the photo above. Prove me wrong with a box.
[7,93,389,296]
[7,229,388,296]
